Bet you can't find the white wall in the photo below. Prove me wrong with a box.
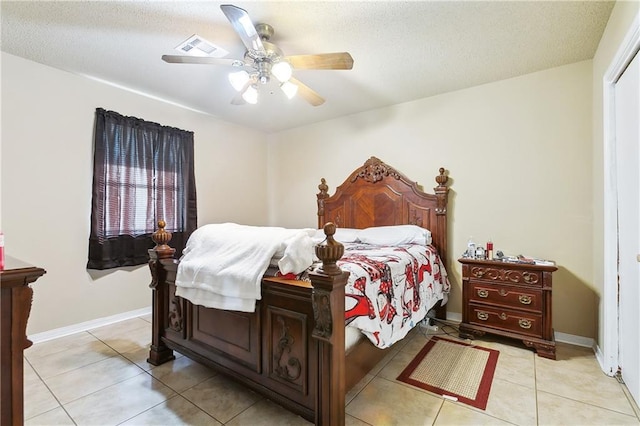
[591,1,640,350]
[268,61,595,338]
[1,53,268,334]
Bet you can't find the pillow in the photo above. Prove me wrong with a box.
[312,227,362,243]
[358,225,432,246]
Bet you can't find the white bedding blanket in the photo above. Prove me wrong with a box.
[175,223,316,312]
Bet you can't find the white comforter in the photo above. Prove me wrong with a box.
[175,223,316,312]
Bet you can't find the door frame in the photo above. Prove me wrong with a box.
[602,12,640,376]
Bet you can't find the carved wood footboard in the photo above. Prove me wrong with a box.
[148,222,347,424]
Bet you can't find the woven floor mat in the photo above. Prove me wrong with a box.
[397,336,499,410]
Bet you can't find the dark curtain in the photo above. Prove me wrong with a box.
[87,108,197,270]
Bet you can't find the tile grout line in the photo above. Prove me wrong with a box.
[27,328,157,419]
[618,382,640,421]
[23,357,78,424]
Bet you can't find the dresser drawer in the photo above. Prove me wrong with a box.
[468,282,543,312]
[468,264,543,287]
[468,303,543,338]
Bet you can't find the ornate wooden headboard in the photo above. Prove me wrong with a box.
[317,156,450,264]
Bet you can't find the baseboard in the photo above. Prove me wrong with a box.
[29,306,152,344]
[554,331,594,348]
[594,344,618,376]
[446,312,462,323]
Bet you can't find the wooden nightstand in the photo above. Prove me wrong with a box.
[458,258,557,359]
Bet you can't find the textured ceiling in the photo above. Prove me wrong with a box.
[1,1,614,133]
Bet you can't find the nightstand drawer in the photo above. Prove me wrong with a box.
[468,264,543,287]
[468,282,543,312]
[468,303,543,338]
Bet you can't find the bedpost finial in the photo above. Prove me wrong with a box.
[315,222,344,276]
[433,168,449,216]
[324,222,336,238]
[435,167,448,188]
[318,178,328,194]
[152,220,174,254]
[317,178,329,226]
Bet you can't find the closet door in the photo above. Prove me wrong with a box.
[615,50,640,406]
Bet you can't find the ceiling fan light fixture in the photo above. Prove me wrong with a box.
[242,85,258,104]
[272,61,293,83]
[280,81,298,99]
[229,70,250,91]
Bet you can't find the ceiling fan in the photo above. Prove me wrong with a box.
[161,4,354,106]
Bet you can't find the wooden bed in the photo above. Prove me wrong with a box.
[147,156,450,425]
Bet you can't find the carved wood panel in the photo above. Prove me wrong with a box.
[469,266,542,286]
[405,201,433,229]
[325,205,346,228]
[266,306,308,395]
[166,284,184,336]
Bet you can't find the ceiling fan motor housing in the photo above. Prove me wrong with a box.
[244,37,286,85]
[255,23,274,41]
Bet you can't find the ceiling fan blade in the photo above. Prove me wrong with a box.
[162,55,241,66]
[220,4,266,54]
[285,53,354,70]
[289,77,325,106]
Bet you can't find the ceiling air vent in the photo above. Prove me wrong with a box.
[175,34,229,58]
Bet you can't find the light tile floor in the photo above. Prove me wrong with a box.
[24,316,640,425]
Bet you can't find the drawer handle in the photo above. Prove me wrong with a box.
[477,289,489,298]
[519,319,532,329]
[523,273,534,283]
[499,288,507,297]
[477,311,489,321]
[519,295,532,305]
[499,313,507,320]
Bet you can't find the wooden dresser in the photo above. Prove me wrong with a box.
[458,258,557,359]
[0,257,46,426]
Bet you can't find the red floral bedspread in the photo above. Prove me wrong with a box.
[339,243,450,348]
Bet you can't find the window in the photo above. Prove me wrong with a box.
[102,165,179,237]
[88,108,197,270]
